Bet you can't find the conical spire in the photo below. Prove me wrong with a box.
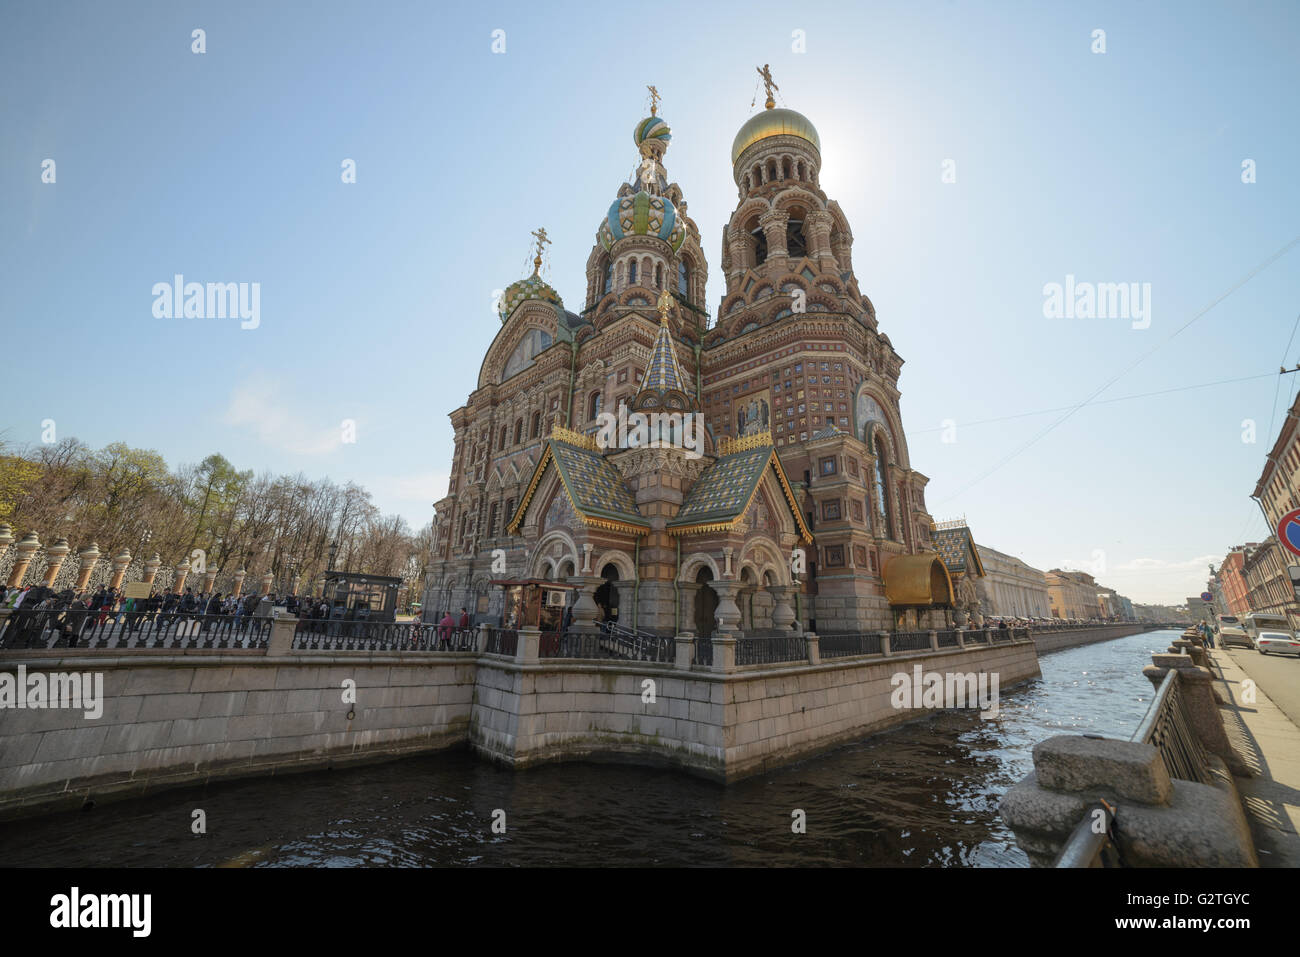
[633,289,691,409]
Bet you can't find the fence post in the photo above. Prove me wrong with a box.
[879,632,891,657]
[711,635,736,673]
[806,631,820,665]
[267,615,298,657]
[956,626,966,648]
[674,631,694,670]
[477,622,491,654]
[516,625,540,663]
[929,629,939,651]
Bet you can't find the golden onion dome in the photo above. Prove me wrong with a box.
[731,107,820,165]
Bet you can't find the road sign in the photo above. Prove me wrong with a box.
[1200,592,1213,603]
[1278,508,1300,558]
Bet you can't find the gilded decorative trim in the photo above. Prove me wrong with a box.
[549,424,599,451]
[717,431,773,455]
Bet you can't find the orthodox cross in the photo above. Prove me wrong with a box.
[530,226,551,275]
[647,84,661,116]
[656,287,675,322]
[757,64,778,109]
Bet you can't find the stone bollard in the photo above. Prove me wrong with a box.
[1144,656,1251,777]
[928,629,939,651]
[476,622,491,654]
[806,631,820,665]
[267,615,299,657]
[956,627,966,649]
[674,632,695,670]
[999,734,1257,867]
[879,632,891,657]
[516,625,541,664]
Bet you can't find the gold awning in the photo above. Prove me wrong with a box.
[883,552,955,607]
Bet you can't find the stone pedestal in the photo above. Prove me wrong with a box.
[516,626,541,663]
[806,631,820,665]
[569,576,604,634]
[711,634,736,673]
[267,615,299,657]
[674,633,695,670]
[712,580,743,637]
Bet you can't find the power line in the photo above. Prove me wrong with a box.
[936,235,1300,504]
[913,371,1277,434]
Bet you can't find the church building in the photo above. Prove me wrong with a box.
[425,74,954,636]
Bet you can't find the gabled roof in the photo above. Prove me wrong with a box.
[667,436,812,541]
[508,430,648,536]
[933,525,986,577]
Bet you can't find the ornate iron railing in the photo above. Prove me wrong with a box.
[293,621,476,652]
[0,608,271,651]
[693,636,713,667]
[1131,669,1213,785]
[818,633,883,658]
[485,628,518,656]
[935,629,961,648]
[735,634,808,666]
[889,631,932,653]
[538,629,675,663]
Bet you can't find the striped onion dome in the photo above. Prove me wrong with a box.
[633,115,672,150]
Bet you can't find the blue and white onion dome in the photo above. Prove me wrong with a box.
[634,115,672,154]
[597,190,686,253]
[498,274,564,324]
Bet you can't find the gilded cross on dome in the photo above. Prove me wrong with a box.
[647,84,661,116]
[530,226,551,275]
[656,287,675,321]
[757,64,778,109]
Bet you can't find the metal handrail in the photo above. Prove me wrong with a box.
[1054,799,1122,868]
[1130,669,1213,785]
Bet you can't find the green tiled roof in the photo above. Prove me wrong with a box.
[549,440,647,528]
[669,447,770,527]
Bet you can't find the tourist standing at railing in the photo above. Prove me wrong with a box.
[438,610,454,647]
[459,607,470,631]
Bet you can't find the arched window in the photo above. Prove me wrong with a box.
[530,411,541,438]
[513,420,522,445]
[498,427,506,451]
[627,259,638,285]
[603,260,613,295]
[677,260,688,297]
[871,429,894,540]
[782,157,792,179]
[589,392,602,420]
[655,263,663,289]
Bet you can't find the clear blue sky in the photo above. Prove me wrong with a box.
[2,1,1297,604]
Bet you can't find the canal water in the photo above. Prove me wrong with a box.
[0,630,1177,867]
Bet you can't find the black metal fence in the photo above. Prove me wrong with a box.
[538,630,675,663]
[693,637,713,667]
[935,629,961,648]
[485,628,518,657]
[294,622,476,652]
[818,633,883,658]
[1131,669,1213,785]
[735,635,808,666]
[889,631,932,654]
[0,608,271,651]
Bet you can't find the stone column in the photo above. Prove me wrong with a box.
[1143,656,1250,777]
[232,568,247,596]
[291,573,302,595]
[879,632,891,656]
[769,585,796,633]
[6,532,40,588]
[203,567,219,595]
[727,226,753,283]
[569,576,604,634]
[711,580,743,673]
[74,543,101,593]
[0,524,13,566]
[806,631,821,665]
[41,537,71,587]
[804,210,835,267]
[260,571,274,595]
[108,548,132,590]
[142,553,162,587]
[172,558,191,594]
[759,208,790,263]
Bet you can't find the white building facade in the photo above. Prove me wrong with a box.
[975,545,1052,619]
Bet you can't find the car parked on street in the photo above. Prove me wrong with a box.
[1256,631,1300,657]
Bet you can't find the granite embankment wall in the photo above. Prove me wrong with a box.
[1031,623,1154,655]
[0,621,1041,819]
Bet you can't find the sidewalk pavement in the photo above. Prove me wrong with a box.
[1208,648,1300,867]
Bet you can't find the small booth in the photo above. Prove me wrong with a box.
[320,571,402,622]
[492,579,577,632]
